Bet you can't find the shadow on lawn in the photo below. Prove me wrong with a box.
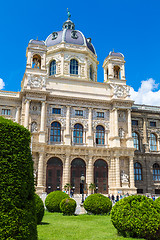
[40,222,50,225]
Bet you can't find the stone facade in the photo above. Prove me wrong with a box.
[1,17,160,196]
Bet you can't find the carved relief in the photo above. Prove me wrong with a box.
[71,118,88,129]
[64,62,69,74]
[47,117,66,128]
[27,74,46,89]
[110,84,130,98]
[57,62,61,74]
[93,120,109,130]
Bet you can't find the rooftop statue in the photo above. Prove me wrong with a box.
[67,8,71,20]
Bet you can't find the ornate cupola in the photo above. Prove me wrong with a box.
[103,50,126,84]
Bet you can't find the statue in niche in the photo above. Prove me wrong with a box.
[121,171,129,183]
[31,122,38,132]
[119,128,125,138]
[32,55,41,69]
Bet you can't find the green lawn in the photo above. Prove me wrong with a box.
[38,211,145,240]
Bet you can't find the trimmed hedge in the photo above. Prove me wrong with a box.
[111,195,160,240]
[45,191,69,212]
[35,194,44,224]
[60,198,77,215]
[83,193,112,215]
[0,117,37,239]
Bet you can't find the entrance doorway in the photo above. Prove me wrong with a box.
[46,157,63,193]
[94,159,108,194]
[71,158,86,194]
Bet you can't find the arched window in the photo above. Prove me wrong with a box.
[50,122,61,143]
[153,163,160,181]
[90,66,93,80]
[32,54,41,69]
[114,65,120,79]
[96,125,105,145]
[70,59,78,75]
[150,133,157,151]
[49,60,56,75]
[132,132,140,150]
[134,162,142,181]
[73,123,83,144]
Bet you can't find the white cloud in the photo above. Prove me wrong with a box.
[0,78,5,90]
[130,78,160,106]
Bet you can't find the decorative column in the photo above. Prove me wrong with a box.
[114,108,118,136]
[66,106,70,135]
[115,157,120,188]
[61,53,64,76]
[40,101,46,132]
[24,100,30,129]
[65,106,71,145]
[15,107,20,123]
[37,153,44,190]
[88,108,92,136]
[63,155,70,188]
[87,156,93,194]
[129,157,135,188]
[127,109,132,138]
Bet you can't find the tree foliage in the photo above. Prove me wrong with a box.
[0,117,37,239]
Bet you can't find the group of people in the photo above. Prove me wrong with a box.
[108,193,129,203]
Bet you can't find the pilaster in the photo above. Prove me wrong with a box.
[39,101,46,143]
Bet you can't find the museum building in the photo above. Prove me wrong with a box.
[1,15,160,196]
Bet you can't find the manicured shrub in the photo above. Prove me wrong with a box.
[0,117,37,239]
[45,191,69,212]
[35,194,44,224]
[83,193,112,215]
[60,198,77,215]
[111,195,160,240]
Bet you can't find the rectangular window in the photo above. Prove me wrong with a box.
[2,109,11,115]
[150,121,156,127]
[75,110,83,116]
[52,108,61,114]
[97,112,104,118]
[132,120,138,126]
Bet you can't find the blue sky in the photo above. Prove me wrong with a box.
[0,0,160,104]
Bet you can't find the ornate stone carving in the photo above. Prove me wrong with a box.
[93,120,109,130]
[27,74,46,89]
[47,116,66,128]
[64,62,69,74]
[110,84,130,98]
[71,118,88,129]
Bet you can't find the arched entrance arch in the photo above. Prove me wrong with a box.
[46,157,63,193]
[94,159,108,194]
[71,158,86,194]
